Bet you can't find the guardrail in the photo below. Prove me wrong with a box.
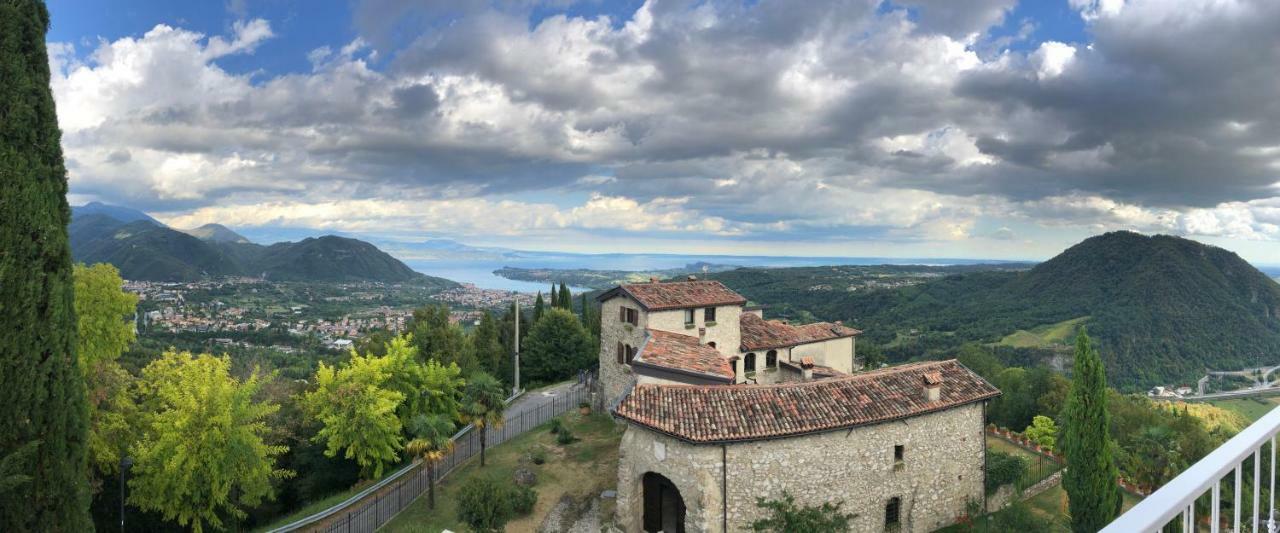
[1102,404,1280,533]
[268,385,593,532]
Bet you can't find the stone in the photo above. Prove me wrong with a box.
[514,467,537,487]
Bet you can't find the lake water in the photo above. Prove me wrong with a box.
[404,252,1018,292]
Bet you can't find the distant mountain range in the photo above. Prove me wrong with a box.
[69,204,458,287]
[710,231,1280,388]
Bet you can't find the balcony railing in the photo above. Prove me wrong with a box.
[1103,404,1280,533]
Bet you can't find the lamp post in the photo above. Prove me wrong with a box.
[119,456,132,533]
[513,296,521,395]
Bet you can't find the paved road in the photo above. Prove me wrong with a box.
[505,381,579,422]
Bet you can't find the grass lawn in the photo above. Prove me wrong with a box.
[1022,484,1142,531]
[996,316,1089,348]
[1207,396,1280,423]
[382,411,623,533]
[986,436,1042,462]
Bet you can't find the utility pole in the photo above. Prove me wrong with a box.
[513,296,521,395]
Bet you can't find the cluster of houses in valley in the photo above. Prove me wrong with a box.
[596,277,1000,532]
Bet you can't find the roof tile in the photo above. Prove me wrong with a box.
[739,313,861,351]
[606,280,747,311]
[633,329,735,381]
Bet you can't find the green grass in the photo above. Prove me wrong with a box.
[997,316,1089,348]
[986,436,1042,463]
[1206,396,1280,423]
[381,412,623,533]
[1021,484,1141,531]
[252,460,414,532]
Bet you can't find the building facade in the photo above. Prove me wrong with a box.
[596,279,1000,532]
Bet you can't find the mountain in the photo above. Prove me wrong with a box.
[68,211,456,287]
[710,232,1280,389]
[73,201,162,225]
[181,223,250,244]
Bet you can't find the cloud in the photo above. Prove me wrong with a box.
[47,0,1280,257]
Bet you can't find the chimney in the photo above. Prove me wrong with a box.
[698,327,707,344]
[687,275,697,281]
[650,277,659,283]
[800,357,815,381]
[923,371,943,402]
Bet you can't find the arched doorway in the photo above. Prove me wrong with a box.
[642,472,686,532]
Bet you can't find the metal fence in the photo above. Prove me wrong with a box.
[270,385,595,533]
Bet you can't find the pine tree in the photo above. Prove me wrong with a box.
[559,283,572,311]
[471,311,504,378]
[533,292,545,323]
[1061,328,1121,532]
[0,1,91,529]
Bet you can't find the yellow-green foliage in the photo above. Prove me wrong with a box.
[305,350,406,479]
[1160,401,1248,435]
[73,263,139,472]
[130,351,290,533]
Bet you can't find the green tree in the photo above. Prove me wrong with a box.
[559,283,572,311]
[471,311,505,378]
[410,304,475,373]
[129,351,292,532]
[456,477,514,533]
[522,308,595,386]
[749,491,855,532]
[549,284,558,308]
[533,292,545,323]
[1024,415,1058,452]
[73,263,140,474]
[0,1,92,528]
[1061,328,1121,532]
[420,358,465,424]
[404,414,455,510]
[304,352,404,478]
[462,372,507,467]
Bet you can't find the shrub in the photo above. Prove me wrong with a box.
[578,401,590,409]
[526,445,547,465]
[749,491,856,532]
[548,418,563,434]
[456,478,513,533]
[985,451,1027,494]
[556,428,576,445]
[511,484,538,516]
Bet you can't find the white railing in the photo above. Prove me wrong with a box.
[1103,405,1280,533]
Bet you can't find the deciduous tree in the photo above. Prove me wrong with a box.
[73,263,139,474]
[0,0,91,528]
[130,351,291,533]
[522,308,595,386]
[304,352,404,478]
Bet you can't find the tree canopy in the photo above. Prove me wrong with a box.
[521,308,595,387]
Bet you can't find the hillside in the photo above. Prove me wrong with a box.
[181,223,250,244]
[69,208,456,287]
[709,232,1280,388]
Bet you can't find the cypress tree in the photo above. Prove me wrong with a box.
[533,292,545,323]
[548,284,558,308]
[1061,327,1120,532]
[559,283,572,311]
[0,0,92,529]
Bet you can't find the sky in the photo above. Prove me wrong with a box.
[43,0,1280,263]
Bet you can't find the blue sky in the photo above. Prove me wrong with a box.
[43,0,1280,263]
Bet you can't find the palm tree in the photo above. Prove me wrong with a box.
[404,414,455,510]
[462,372,507,467]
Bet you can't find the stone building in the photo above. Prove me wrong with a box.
[596,279,1001,532]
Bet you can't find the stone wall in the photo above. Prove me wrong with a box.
[647,305,742,358]
[599,295,647,404]
[616,402,988,532]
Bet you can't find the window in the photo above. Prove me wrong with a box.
[893,445,904,466]
[744,353,756,374]
[766,350,777,369]
[620,306,638,325]
[704,307,716,322]
[707,341,717,349]
[885,497,901,530]
[684,308,695,326]
[625,344,635,364]
[616,342,626,365]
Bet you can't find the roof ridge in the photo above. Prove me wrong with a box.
[631,359,958,392]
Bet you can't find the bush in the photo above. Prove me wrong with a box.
[456,478,513,533]
[578,401,590,409]
[548,418,563,434]
[511,484,538,516]
[526,445,547,465]
[985,451,1027,494]
[556,428,576,445]
[749,491,855,532]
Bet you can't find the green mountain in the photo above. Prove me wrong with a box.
[181,223,250,244]
[69,212,456,287]
[710,232,1280,388]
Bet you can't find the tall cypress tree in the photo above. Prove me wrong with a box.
[0,0,91,529]
[548,284,558,308]
[1061,328,1120,532]
[533,292,545,323]
[559,283,572,311]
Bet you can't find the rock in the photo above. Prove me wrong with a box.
[514,468,537,487]
[600,489,617,499]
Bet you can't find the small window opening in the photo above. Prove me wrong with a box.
[704,307,716,322]
[885,497,901,530]
[684,308,695,325]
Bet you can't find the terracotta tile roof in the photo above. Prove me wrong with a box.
[778,359,846,378]
[739,313,862,351]
[632,329,735,382]
[614,360,999,443]
[598,280,747,311]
